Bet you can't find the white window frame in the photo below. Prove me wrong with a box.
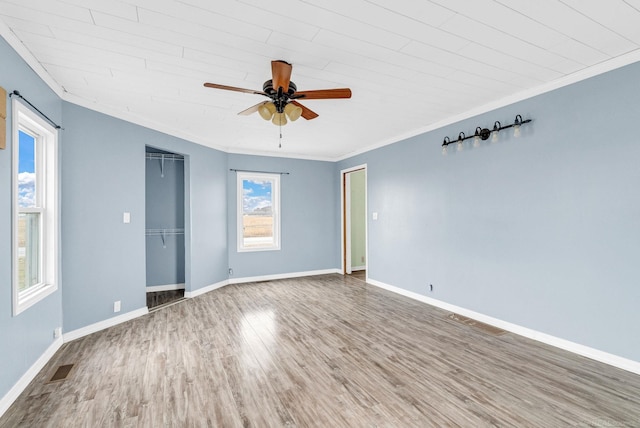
[237,172,281,252]
[12,99,58,316]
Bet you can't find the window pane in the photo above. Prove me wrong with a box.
[18,130,37,208]
[13,102,58,315]
[17,212,41,291]
[242,179,274,248]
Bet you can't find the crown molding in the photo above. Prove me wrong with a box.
[4,27,640,163]
[335,49,640,162]
[0,25,65,98]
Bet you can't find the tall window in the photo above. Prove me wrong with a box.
[237,172,280,252]
[12,100,58,315]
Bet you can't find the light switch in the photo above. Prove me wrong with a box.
[372,212,378,220]
[123,212,131,223]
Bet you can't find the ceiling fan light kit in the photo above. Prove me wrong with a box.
[258,102,276,120]
[284,103,302,122]
[204,60,351,127]
[272,112,287,126]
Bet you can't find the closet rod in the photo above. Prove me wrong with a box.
[145,228,184,235]
[229,168,289,175]
[146,228,184,249]
[147,152,183,177]
[146,153,184,160]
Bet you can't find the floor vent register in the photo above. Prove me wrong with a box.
[47,364,74,383]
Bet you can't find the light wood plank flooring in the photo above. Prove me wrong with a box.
[2,274,640,427]
[348,269,366,281]
[146,289,185,311]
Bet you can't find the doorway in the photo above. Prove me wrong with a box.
[145,147,186,310]
[341,165,367,278]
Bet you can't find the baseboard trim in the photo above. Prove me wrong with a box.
[184,280,229,298]
[0,270,339,419]
[146,283,185,293]
[228,268,341,285]
[185,269,342,297]
[0,336,63,418]
[351,266,366,271]
[62,307,149,343]
[367,278,640,376]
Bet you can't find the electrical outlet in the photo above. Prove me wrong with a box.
[114,301,121,313]
[361,256,365,263]
[54,327,62,339]
[428,284,434,292]
[228,268,233,276]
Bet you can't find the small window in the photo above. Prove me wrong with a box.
[237,172,280,252]
[12,100,58,315]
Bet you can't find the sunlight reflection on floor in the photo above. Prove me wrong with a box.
[241,309,276,369]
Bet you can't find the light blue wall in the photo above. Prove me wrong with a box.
[153,141,228,292]
[61,103,228,331]
[3,28,640,408]
[145,151,185,229]
[338,61,640,362]
[227,154,339,278]
[0,37,63,402]
[145,151,185,286]
[60,103,147,331]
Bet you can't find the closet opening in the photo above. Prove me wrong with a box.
[145,147,186,310]
[341,165,367,279]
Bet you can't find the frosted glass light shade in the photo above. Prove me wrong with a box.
[258,102,276,120]
[284,103,302,121]
[272,112,287,126]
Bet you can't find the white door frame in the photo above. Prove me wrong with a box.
[340,164,367,276]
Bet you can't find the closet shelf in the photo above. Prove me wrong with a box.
[146,228,184,236]
[145,153,184,161]
[146,228,184,248]
[146,152,184,178]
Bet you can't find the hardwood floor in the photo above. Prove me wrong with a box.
[146,289,185,311]
[348,269,366,281]
[2,274,639,427]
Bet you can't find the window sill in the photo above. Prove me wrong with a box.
[237,245,281,253]
[14,283,58,316]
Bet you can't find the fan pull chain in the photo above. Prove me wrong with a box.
[279,123,282,148]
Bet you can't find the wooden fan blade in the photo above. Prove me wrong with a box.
[294,88,352,99]
[204,82,266,96]
[271,60,292,93]
[291,100,319,120]
[238,101,269,116]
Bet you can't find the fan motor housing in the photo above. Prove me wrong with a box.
[263,79,297,97]
[263,79,297,112]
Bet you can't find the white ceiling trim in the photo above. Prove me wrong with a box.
[2,1,640,162]
[6,19,640,163]
[0,19,64,98]
[335,48,640,162]
[62,91,231,154]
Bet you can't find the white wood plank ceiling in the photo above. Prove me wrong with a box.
[2,0,640,160]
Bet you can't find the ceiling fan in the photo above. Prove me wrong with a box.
[204,60,352,126]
